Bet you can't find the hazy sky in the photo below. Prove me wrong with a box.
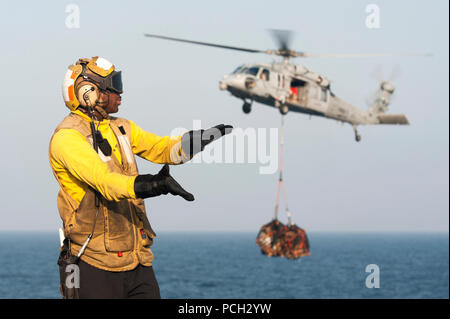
[0,0,448,232]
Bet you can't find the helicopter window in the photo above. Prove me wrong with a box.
[247,67,259,76]
[277,74,285,88]
[260,69,270,81]
[232,66,244,74]
[320,88,328,102]
[239,67,248,74]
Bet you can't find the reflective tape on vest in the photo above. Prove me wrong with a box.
[117,135,134,164]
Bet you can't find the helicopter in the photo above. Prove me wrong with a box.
[144,31,429,142]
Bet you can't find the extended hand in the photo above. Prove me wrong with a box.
[181,124,233,157]
[134,164,194,201]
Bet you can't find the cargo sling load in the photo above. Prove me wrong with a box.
[256,116,310,259]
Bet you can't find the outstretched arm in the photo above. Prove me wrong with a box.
[129,120,188,164]
[129,121,233,164]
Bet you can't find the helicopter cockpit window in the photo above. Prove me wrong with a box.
[260,69,270,81]
[239,67,248,74]
[247,67,259,76]
[232,65,245,74]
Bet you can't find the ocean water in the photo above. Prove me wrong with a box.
[0,232,447,299]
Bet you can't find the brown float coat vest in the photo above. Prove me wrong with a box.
[50,113,156,272]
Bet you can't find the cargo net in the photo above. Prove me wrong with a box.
[256,219,310,260]
[256,116,310,260]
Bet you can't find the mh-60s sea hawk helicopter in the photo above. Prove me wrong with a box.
[144,31,429,142]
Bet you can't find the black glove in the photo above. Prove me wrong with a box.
[181,124,233,157]
[134,164,194,201]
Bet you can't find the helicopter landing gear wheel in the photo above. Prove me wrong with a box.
[242,102,252,114]
[279,105,289,115]
[353,125,361,142]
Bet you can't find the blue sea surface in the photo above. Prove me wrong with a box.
[0,232,447,299]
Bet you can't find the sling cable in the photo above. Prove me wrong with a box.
[256,115,310,260]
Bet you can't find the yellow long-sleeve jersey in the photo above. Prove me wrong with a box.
[49,109,183,204]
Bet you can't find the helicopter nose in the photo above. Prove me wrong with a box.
[219,80,227,90]
[219,75,245,91]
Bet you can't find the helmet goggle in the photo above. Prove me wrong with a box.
[81,67,123,94]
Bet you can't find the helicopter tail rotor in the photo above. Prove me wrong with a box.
[371,64,384,83]
[389,64,402,82]
[371,64,402,82]
[366,65,402,107]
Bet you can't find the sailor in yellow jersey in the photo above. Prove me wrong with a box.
[49,56,232,299]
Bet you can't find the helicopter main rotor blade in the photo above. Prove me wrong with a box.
[299,52,432,58]
[144,33,268,54]
[269,29,293,52]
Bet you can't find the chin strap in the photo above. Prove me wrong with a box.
[79,101,110,121]
[94,105,110,120]
[93,88,111,120]
[79,105,110,121]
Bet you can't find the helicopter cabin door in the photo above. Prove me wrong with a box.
[258,68,274,96]
[307,85,329,114]
[288,78,308,107]
[257,68,278,99]
[256,68,290,103]
[273,72,290,103]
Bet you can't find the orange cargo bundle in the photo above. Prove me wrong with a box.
[256,219,310,260]
[281,224,310,260]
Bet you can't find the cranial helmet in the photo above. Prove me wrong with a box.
[62,56,123,111]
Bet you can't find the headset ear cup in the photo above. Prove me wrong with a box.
[76,82,99,107]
